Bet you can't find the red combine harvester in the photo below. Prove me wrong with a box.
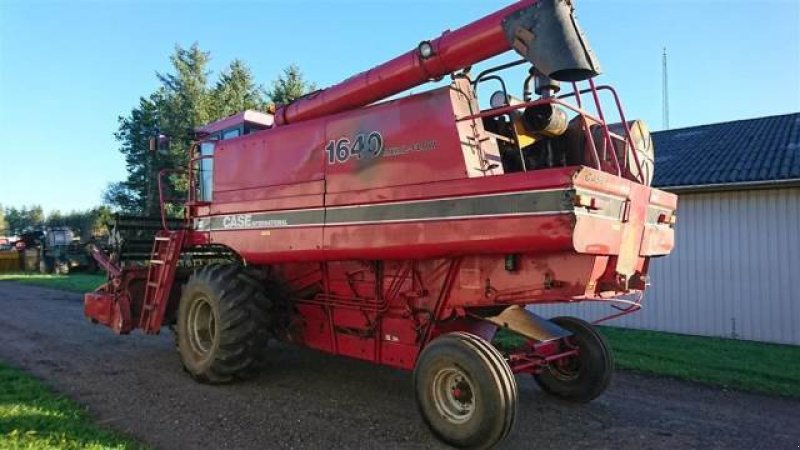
[87,0,676,447]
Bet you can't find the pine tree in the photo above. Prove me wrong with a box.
[29,206,45,228]
[46,210,64,227]
[110,92,163,214]
[105,46,314,215]
[156,44,215,210]
[212,59,267,118]
[5,207,22,234]
[107,44,214,214]
[266,64,317,105]
[157,44,213,135]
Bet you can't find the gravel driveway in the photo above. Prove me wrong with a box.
[0,282,798,449]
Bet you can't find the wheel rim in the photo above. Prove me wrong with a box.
[432,367,475,424]
[187,295,216,358]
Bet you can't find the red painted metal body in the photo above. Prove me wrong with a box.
[86,0,676,375]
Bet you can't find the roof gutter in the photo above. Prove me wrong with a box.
[657,178,800,194]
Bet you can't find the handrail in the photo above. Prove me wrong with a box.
[558,84,646,184]
[456,96,610,173]
[472,59,526,92]
[156,143,215,232]
[458,80,647,184]
[596,85,645,184]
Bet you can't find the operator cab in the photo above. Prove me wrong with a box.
[195,110,274,202]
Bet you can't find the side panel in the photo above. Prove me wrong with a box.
[323,86,467,195]
[213,121,326,192]
[209,119,327,258]
[322,214,575,261]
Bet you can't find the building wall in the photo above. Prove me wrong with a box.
[532,187,800,345]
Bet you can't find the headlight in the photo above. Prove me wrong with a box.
[418,41,434,59]
[490,90,508,109]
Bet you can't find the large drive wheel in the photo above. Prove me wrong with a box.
[414,332,517,449]
[176,264,272,384]
[533,316,613,403]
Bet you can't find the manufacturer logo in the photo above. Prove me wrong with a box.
[222,214,289,229]
[583,171,607,185]
[223,214,252,229]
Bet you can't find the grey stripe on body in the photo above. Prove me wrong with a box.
[197,189,578,231]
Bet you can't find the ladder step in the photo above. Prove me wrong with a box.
[139,229,186,334]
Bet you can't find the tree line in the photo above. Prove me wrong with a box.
[104,44,316,215]
[0,204,111,241]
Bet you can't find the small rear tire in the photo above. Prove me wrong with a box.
[533,316,613,403]
[177,264,272,384]
[414,332,517,449]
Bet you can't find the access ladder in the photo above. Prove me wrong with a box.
[139,229,186,334]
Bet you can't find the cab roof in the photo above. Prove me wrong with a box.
[196,110,274,136]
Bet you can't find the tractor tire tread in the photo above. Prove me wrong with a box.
[533,316,614,403]
[178,264,273,384]
[414,332,518,449]
[452,332,518,442]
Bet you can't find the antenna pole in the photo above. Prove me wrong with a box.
[662,47,670,130]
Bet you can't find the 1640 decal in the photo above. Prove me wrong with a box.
[326,131,384,164]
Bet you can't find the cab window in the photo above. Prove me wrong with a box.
[222,128,241,140]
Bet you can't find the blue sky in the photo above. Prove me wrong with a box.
[1,0,798,214]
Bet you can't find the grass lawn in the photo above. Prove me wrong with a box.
[494,325,800,397]
[0,273,105,294]
[0,363,143,450]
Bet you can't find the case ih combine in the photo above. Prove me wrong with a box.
[86,0,676,447]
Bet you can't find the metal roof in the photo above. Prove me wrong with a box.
[651,112,800,189]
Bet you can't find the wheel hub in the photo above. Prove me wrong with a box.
[432,367,475,424]
[187,295,216,358]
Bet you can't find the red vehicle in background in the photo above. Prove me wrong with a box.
[86,1,676,447]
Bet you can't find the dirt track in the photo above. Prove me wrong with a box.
[0,282,798,449]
